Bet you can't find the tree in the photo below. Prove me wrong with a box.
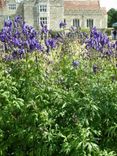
[108,8,117,27]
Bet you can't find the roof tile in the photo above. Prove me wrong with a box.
[64,1,100,10]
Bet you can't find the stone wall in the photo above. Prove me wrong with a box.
[23,1,35,26]
[65,9,107,28]
[49,0,64,30]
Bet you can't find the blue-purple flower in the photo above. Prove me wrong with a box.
[59,21,67,29]
[72,60,80,67]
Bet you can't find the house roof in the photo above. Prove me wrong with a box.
[64,0,100,10]
[0,0,5,8]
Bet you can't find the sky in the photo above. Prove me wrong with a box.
[100,0,117,11]
[16,0,117,11]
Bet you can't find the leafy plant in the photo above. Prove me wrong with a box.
[0,16,117,156]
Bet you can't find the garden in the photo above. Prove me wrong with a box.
[0,16,117,156]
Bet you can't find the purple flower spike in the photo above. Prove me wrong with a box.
[4,19,12,28]
[72,60,80,67]
[59,21,67,29]
[41,25,48,34]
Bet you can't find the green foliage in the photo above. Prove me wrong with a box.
[0,44,117,155]
[49,30,63,38]
[104,28,113,36]
[0,22,4,31]
[81,28,90,34]
[108,8,117,27]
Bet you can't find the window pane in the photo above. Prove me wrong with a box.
[87,19,93,28]
[40,5,47,12]
[73,19,80,27]
[40,17,47,25]
[8,4,16,10]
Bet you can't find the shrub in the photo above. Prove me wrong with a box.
[81,28,90,34]
[104,28,113,36]
[0,17,117,156]
[0,48,117,155]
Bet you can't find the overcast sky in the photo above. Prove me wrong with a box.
[16,0,117,11]
[100,0,117,10]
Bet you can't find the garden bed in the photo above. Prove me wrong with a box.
[0,17,117,156]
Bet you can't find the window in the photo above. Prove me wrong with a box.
[40,5,47,12]
[8,4,16,10]
[64,19,66,23]
[40,17,47,25]
[87,19,93,28]
[73,19,80,27]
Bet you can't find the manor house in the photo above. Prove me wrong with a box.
[0,0,107,30]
